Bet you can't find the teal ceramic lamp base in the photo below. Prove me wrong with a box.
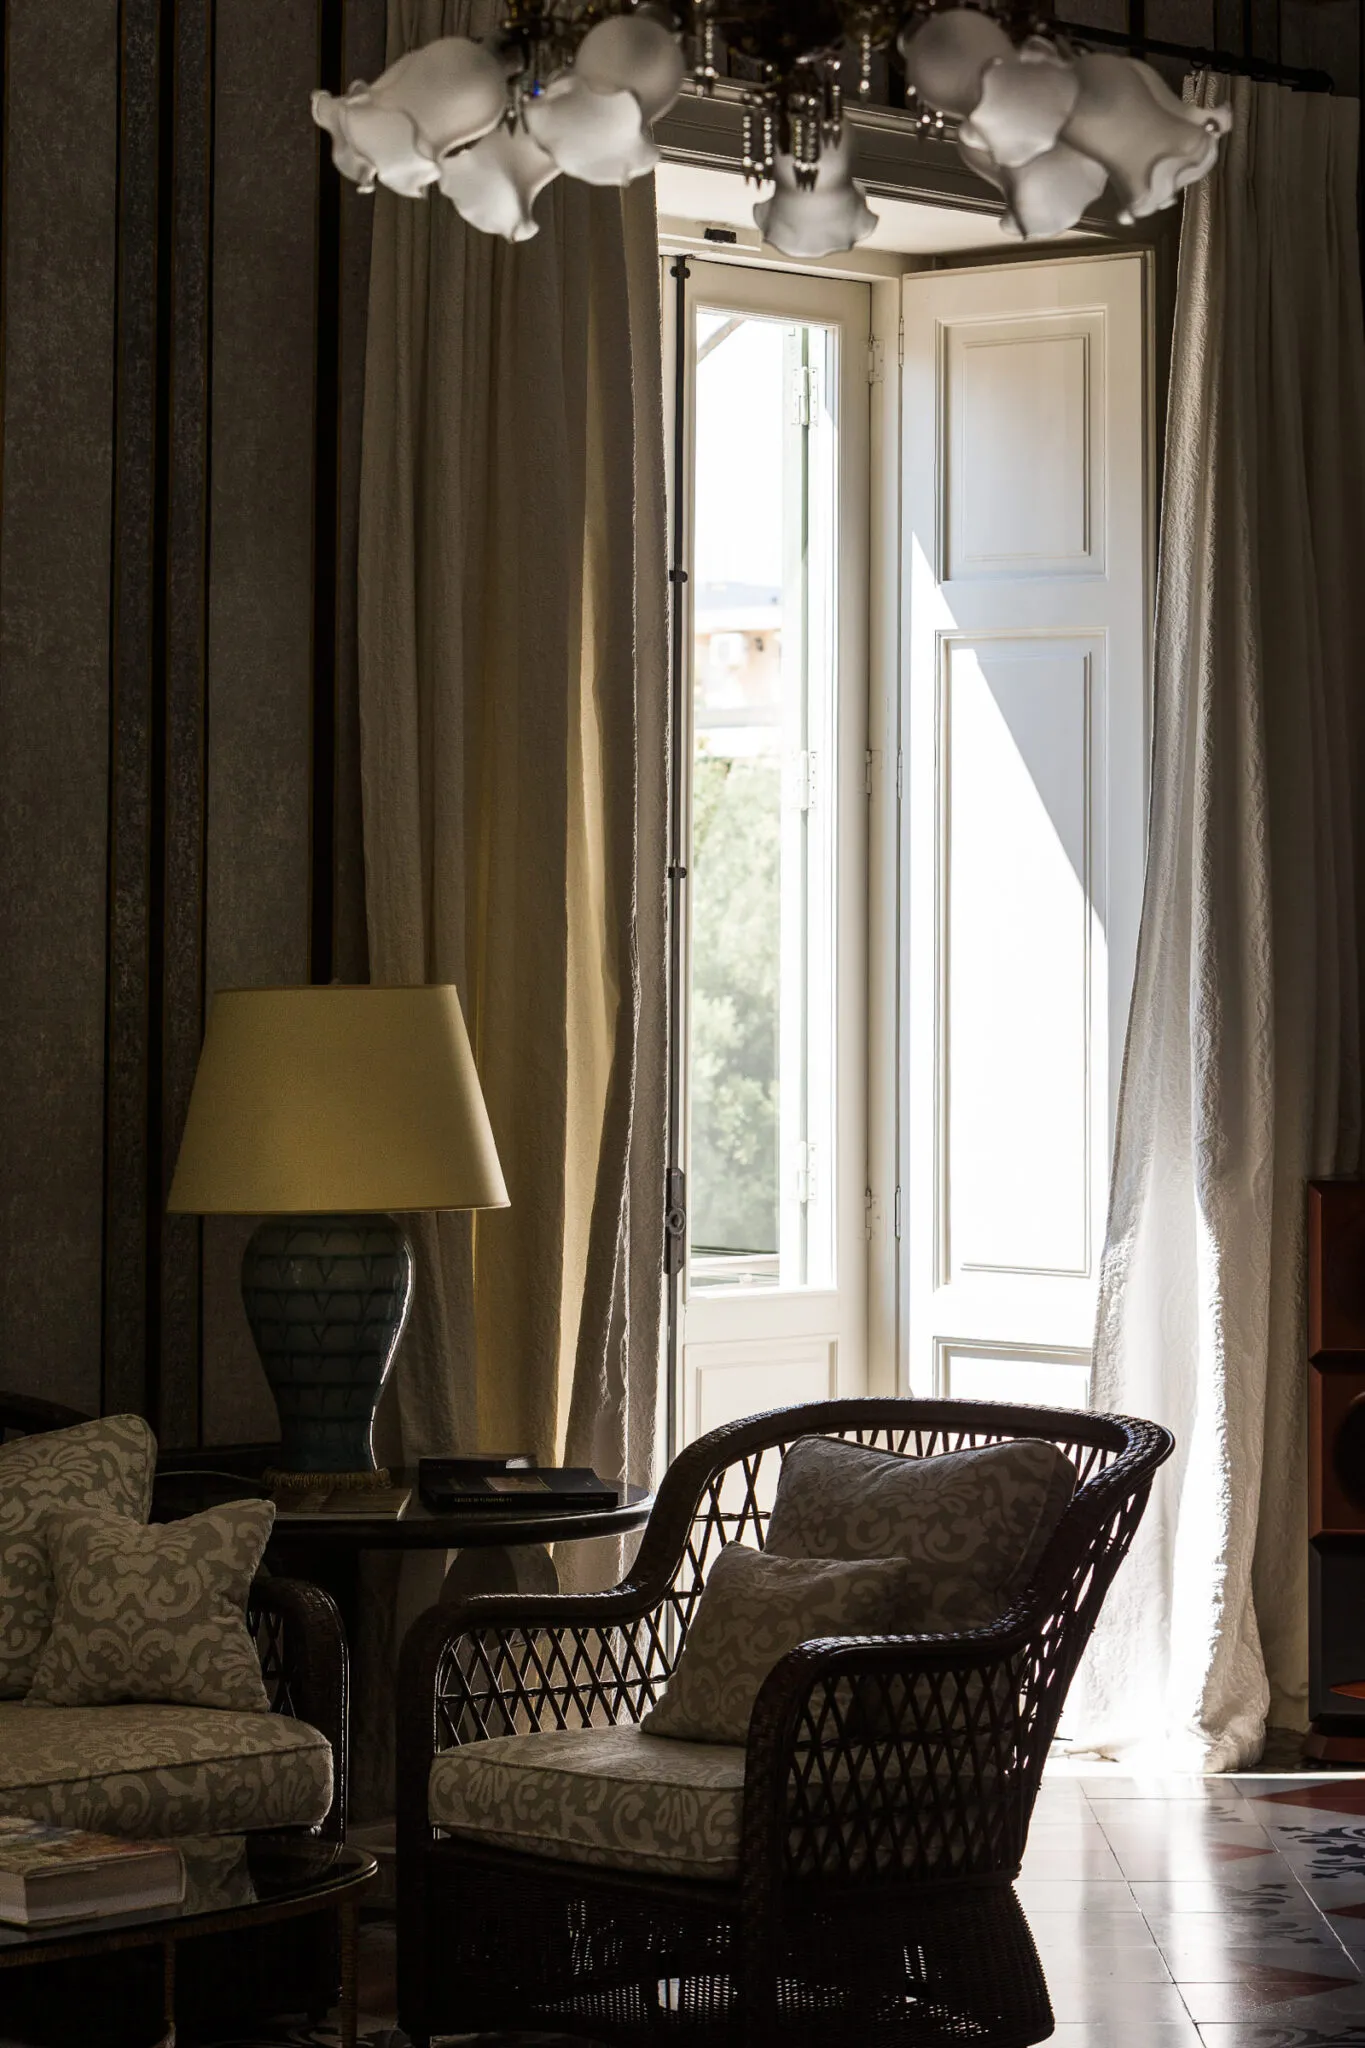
[241,1214,414,1474]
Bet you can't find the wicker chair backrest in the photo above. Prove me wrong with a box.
[632,1399,1154,1667]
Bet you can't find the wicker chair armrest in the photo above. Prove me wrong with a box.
[397,1584,675,1849]
[740,1615,1041,1892]
[399,1585,669,1735]
[247,1573,348,1840]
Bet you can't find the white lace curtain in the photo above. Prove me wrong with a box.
[1074,75,1365,1768]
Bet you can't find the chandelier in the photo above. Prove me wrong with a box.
[312,3,1233,255]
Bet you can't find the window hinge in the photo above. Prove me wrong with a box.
[866,337,885,386]
[864,748,875,796]
[664,1167,687,1275]
[790,750,818,812]
[896,748,904,803]
[790,363,817,426]
[797,1142,817,1207]
[864,1191,883,1242]
[894,1186,903,1240]
[897,312,905,367]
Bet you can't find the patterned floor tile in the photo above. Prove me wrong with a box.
[1082,1776,1239,1801]
[1179,1972,1365,2024]
[1027,1909,1171,1949]
[1016,1877,1142,1912]
[1250,1781,1365,1817]
[1037,1949,1176,1982]
[1089,1797,1258,1828]
[1129,1878,1318,1916]
[1021,1840,1127,1879]
[1157,1939,1356,1978]
[1045,1978,1197,2022]
[1143,1912,1346,1955]
[1105,1842,1282,1884]
[1272,1826,1365,1887]
[1041,2025,1202,2047]
[1197,2027,1365,2047]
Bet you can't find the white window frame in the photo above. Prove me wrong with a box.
[663,257,873,1455]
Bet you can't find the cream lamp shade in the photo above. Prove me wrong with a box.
[167,984,508,1216]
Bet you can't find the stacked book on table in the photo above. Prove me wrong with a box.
[0,1820,185,1927]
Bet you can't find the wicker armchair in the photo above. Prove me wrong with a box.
[0,1392,349,1840]
[396,1397,1171,2047]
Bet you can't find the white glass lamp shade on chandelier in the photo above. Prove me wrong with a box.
[311,4,1233,255]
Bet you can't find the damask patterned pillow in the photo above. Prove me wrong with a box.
[0,1415,156,1699]
[23,1499,274,1712]
[642,1543,939,1746]
[765,1435,1075,1614]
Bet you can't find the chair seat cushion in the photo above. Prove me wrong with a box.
[0,1702,333,1838]
[428,1726,746,1881]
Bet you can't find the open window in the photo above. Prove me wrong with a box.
[663,216,1152,1448]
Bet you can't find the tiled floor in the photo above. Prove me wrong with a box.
[243,1769,1365,2047]
[1020,1765,1365,2046]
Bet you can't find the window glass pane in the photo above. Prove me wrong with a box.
[687,309,838,1295]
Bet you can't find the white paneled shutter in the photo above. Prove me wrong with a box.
[900,254,1151,1406]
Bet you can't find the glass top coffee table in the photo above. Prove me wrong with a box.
[0,1831,376,2048]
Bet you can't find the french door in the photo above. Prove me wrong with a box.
[666,259,872,1451]
[896,253,1152,1404]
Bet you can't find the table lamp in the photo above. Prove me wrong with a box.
[168,984,508,1479]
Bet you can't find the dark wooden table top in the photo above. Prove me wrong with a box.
[153,1447,654,1550]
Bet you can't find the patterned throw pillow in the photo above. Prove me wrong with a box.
[765,1435,1075,1614]
[642,1543,932,1746]
[0,1416,156,1699]
[24,1500,275,1712]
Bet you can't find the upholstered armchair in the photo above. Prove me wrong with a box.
[396,1397,1171,2047]
[0,1393,349,1842]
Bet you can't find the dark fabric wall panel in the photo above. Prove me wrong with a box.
[332,0,387,989]
[205,0,317,1008]
[104,0,161,1423]
[0,4,119,1417]
[200,1,329,1447]
[0,0,382,1439]
[158,0,215,1449]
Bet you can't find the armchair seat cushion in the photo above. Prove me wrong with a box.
[429,1726,746,1882]
[0,1702,333,1838]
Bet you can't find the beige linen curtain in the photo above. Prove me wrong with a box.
[350,0,668,1812]
[1073,77,1365,1767]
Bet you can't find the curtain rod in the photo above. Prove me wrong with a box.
[1053,19,1334,92]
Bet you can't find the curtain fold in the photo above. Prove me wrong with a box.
[1073,76,1365,1769]
[350,0,668,1813]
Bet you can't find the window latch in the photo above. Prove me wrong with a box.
[664,1168,687,1275]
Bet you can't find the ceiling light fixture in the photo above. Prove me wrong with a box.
[312,3,1232,255]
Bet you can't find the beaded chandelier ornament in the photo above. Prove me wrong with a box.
[312,2,1232,255]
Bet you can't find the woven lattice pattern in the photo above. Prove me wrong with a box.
[396,1398,1172,2048]
[246,1575,349,1839]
